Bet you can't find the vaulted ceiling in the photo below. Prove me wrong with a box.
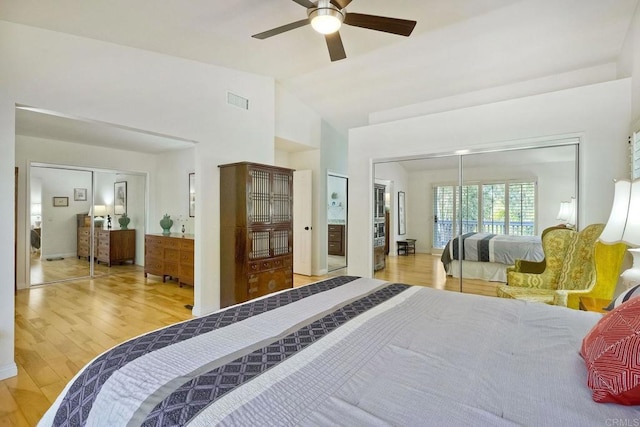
[2,0,638,137]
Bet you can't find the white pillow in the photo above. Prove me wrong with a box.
[605,284,640,311]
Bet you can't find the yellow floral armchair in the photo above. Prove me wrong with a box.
[504,225,571,276]
[497,224,624,308]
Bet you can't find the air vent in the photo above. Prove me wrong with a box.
[227,92,249,110]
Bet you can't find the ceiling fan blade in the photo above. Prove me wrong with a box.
[344,13,417,36]
[325,32,346,62]
[252,19,309,40]
[330,0,353,9]
[292,0,316,8]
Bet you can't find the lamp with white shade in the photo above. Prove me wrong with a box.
[556,197,577,228]
[600,179,640,289]
[91,205,107,227]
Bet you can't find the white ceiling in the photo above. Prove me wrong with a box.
[3,0,638,150]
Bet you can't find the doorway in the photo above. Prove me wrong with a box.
[327,173,348,271]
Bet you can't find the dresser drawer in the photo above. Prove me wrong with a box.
[328,231,343,241]
[180,251,194,265]
[164,248,180,262]
[164,239,181,249]
[145,258,164,276]
[164,261,179,276]
[247,268,292,298]
[180,239,194,251]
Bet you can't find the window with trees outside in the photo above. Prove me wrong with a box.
[433,180,536,250]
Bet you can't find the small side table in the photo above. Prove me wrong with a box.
[397,239,416,256]
[579,297,610,313]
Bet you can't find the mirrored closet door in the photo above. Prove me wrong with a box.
[373,140,578,296]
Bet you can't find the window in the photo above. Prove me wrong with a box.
[632,130,640,179]
[432,180,536,249]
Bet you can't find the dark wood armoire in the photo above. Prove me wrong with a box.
[219,162,294,308]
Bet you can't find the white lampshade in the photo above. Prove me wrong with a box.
[114,205,125,215]
[556,201,571,221]
[600,180,632,244]
[566,197,577,227]
[92,205,108,217]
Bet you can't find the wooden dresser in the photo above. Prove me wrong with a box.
[328,224,345,256]
[77,217,135,266]
[219,162,294,308]
[144,234,194,286]
[77,226,98,260]
[97,229,136,266]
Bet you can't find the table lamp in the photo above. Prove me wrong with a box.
[600,179,640,289]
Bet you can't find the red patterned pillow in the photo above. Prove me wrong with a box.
[580,297,640,405]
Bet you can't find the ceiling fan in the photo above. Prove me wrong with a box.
[252,0,417,62]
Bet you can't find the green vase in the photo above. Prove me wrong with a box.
[160,214,173,235]
[118,214,130,230]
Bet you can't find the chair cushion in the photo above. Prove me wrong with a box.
[496,285,555,304]
[580,297,640,405]
[605,284,640,311]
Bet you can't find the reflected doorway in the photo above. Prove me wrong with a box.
[327,173,348,271]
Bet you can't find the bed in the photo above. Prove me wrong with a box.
[441,232,544,282]
[40,276,639,426]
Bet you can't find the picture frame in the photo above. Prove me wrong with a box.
[53,196,68,207]
[398,191,406,235]
[189,173,195,217]
[74,188,87,201]
[114,181,127,215]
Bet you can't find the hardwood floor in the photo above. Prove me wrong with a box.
[1,253,498,425]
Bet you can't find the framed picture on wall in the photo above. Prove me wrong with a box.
[74,188,87,201]
[114,181,127,215]
[189,173,195,217]
[398,191,406,235]
[53,196,68,207]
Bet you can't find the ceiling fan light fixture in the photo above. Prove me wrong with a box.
[309,7,344,34]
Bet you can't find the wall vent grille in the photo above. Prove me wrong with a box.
[227,92,249,110]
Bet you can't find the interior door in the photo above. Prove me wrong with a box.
[293,170,312,276]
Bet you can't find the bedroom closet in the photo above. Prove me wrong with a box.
[373,139,579,293]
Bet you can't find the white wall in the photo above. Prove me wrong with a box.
[154,148,196,235]
[275,83,321,149]
[34,168,92,258]
[348,79,631,277]
[2,21,276,380]
[618,2,640,127]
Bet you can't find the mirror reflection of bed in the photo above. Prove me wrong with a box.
[373,142,578,293]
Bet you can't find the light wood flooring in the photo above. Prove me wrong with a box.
[1,253,498,426]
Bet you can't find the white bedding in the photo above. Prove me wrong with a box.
[40,276,640,426]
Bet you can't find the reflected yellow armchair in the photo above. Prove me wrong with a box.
[505,225,571,276]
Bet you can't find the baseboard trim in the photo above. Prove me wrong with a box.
[0,362,18,381]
